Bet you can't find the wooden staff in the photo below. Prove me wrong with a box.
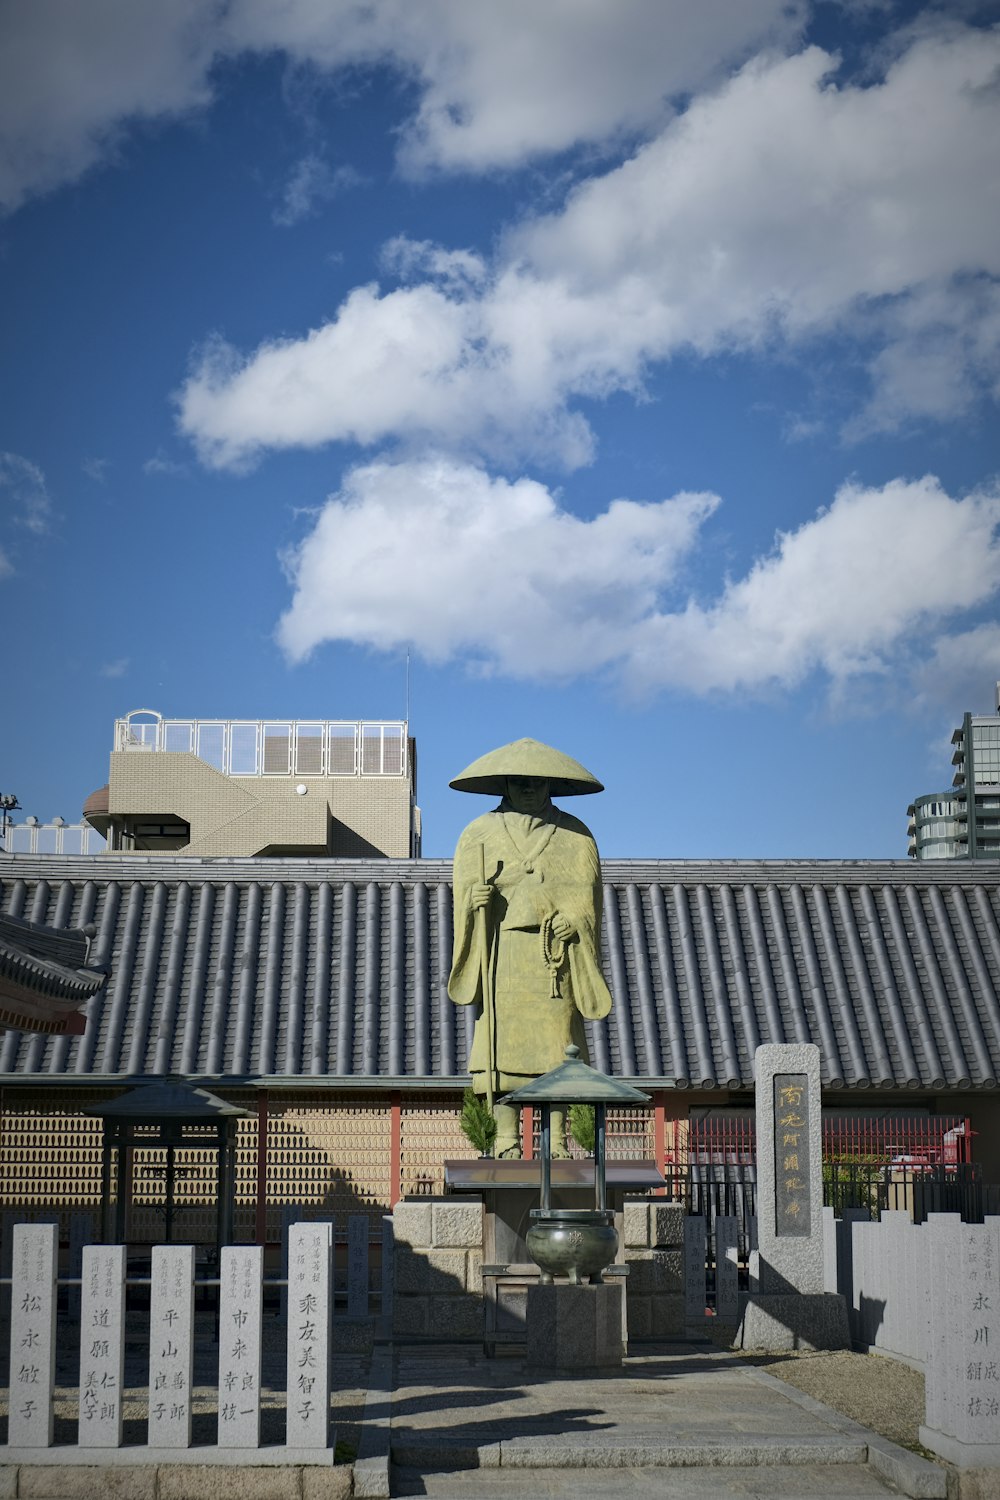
[477,842,496,1116]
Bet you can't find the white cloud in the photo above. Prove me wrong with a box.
[98,657,130,679]
[0,547,12,580]
[180,26,1000,468]
[179,285,594,469]
[0,452,51,534]
[82,456,109,483]
[912,625,1000,720]
[0,0,218,212]
[0,0,798,210]
[272,155,363,227]
[143,450,189,477]
[626,476,1000,695]
[278,462,1000,701]
[380,236,487,294]
[277,456,717,672]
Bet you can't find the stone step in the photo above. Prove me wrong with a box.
[391,1462,898,1498]
[390,1433,869,1470]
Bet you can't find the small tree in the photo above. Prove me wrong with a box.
[459,1089,498,1156]
[567,1103,596,1154]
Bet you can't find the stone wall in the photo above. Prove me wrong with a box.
[391,1198,484,1340]
[622,1197,685,1339]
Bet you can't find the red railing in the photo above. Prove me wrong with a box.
[667,1114,974,1168]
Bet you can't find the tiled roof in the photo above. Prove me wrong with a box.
[0,855,998,1090]
[0,910,106,1036]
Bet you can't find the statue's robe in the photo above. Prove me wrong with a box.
[448,802,613,1084]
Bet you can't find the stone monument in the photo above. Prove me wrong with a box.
[736,1043,849,1351]
[448,738,612,1159]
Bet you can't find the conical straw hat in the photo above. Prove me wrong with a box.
[449,738,604,797]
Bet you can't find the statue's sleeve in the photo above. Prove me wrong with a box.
[448,823,485,1006]
[563,829,613,1021]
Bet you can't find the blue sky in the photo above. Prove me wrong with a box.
[2,0,1000,860]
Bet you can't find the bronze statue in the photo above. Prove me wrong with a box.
[448,738,613,1158]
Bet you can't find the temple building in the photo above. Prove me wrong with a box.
[1,848,998,1251]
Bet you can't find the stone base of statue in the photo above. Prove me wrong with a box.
[526,1282,624,1369]
[735,1292,850,1352]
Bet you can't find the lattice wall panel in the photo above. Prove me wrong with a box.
[265,1093,392,1236]
[0,1093,105,1228]
[532,1104,655,1159]
[400,1093,468,1197]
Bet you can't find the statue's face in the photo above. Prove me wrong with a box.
[505,776,551,815]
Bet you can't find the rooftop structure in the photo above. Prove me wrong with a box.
[908,687,1000,860]
[2,818,106,856]
[82,709,420,859]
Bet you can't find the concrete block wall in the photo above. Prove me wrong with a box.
[391,1198,484,1340]
[622,1197,685,1340]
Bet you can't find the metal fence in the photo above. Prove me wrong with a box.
[113,712,409,778]
[664,1160,984,1269]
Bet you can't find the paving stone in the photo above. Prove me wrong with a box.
[302,1467,353,1500]
[16,1468,156,1500]
[158,1465,300,1500]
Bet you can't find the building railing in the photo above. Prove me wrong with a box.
[114,712,408,778]
[1,819,107,856]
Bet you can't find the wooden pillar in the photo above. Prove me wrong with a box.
[522,1105,534,1160]
[255,1089,268,1246]
[653,1091,667,1195]
[390,1091,402,1206]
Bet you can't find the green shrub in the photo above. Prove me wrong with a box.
[459,1089,497,1156]
[568,1103,596,1154]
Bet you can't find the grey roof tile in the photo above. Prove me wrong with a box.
[0,854,998,1089]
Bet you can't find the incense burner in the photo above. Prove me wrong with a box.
[526,1207,618,1285]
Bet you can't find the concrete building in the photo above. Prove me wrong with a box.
[81,709,420,859]
[908,688,1000,860]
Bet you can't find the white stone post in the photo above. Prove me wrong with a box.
[68,1211,93,1322]
[8,1223,58,1447]
[286,1220,333,1451]
[219,1244,263,1448]
[921,1216,1000,1467]
[347,1214,369,1320]
[683,1215,707,1328]
[715,1215,739,1324]
[380,1214,394,1339]
[78,1244,126,1447]
[148,1244,195,1447]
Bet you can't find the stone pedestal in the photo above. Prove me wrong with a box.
[526,1283,623,1369]
[737,1291,850,1352]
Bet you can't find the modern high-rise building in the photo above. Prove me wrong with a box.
[908,687,1000,859]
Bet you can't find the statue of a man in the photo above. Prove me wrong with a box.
[448,738,613,1158]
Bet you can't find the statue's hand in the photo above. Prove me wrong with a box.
[550,912,575,941]
[470,882,494,911]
